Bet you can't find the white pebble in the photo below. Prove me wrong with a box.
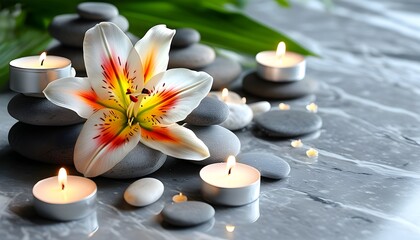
[124,178,164,207]
[220,103,253,131]
[248,101,271,118]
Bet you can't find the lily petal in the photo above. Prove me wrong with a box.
[84,22,144,111]
[43,77,105,118]
[74,108,141,177]
[137,69,213,127]
[139,123,209,160]
[134,25,175,83]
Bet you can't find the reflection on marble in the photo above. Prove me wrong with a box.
[2,0,420,239]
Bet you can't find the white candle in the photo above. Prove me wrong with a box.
[200,156,260,206]
[32,168,97,221]
[9,52,75,97]
[209,88,243,104]
[256,42,306,82]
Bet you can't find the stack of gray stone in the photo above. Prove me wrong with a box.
[169,28,242,90]
[8,94,85,165]
[183,96,241,165]
[47,2,138,76]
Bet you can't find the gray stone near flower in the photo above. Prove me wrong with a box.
[77,2,119,21]
[102,143,167,179]
[237,152,291,180]
[8,94,85,126]
[168,44,216,69]
[185,124,241,165]
[255,110,322,138]
[49,14,129,48]
[198,57,242,90]
[184,96,229,126]
[161,201,215,227]
[171,28,201,48]
[242,72,318,99]
[8,122,83,165]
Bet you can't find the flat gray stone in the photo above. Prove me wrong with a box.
[102,143,167,179]
[199,57,242,90]
[77,2,118,21]
[184,97,229,126]
[49,14,129,47]
[8,94,85,126]
[161,201,215,227]
[8,122,83,165]
[237,152,290,179]
[242,72,318,99]
[171,28,200,48]
[47,43,85,72]
[255,110,322,138]
[185,125,240,165]
[168,44,215,69]
[126,32,140,44]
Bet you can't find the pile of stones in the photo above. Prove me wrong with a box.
[169,28,242,90]
[183,96,241,165]
[47,2,138,76]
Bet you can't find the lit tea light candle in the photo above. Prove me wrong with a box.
[306,102,318,113]
[200,156,260,206]
[256,41,306,82]
[9,52,75,97]
[306,148,319,158]
[172,192,188,203]
[32,167,97,221]
[278,103,290,110]
[291,139,303,148]
[209,88,243,104]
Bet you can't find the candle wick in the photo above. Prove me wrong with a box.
[61,183,65,190]
[40,59,45,66]
[228,167,232,175]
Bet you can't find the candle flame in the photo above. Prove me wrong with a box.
[226,225,235,232]
[276,42,286,64]
[222,88,229,102]
[226,155,236,175]
[58,167,67,190]
[241,97,247,104]
[39,52,47,66]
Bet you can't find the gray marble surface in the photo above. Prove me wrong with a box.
[2,0,420,239]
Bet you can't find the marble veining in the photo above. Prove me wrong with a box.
[2,0,420,239]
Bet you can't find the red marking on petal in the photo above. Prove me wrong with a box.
[141,126,177,142]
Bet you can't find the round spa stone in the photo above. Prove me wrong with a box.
[77,2,119,21]
[161,201,215,227]
[102,143,167,179]
[185,125,240,165]
[168,44,216,69]
[49,14,129,47]
[199,57,242,90]
[220,103,253,131]
[124,178,164,207]
[184,97,229,126]
[8,122,83,165]
[171,28,201,48]
[47,44,85,72]
[248,101,271,118]
[237,152,290,179]
[255,110,322,138]
[8,94,85,126]
[242,72,318,99]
